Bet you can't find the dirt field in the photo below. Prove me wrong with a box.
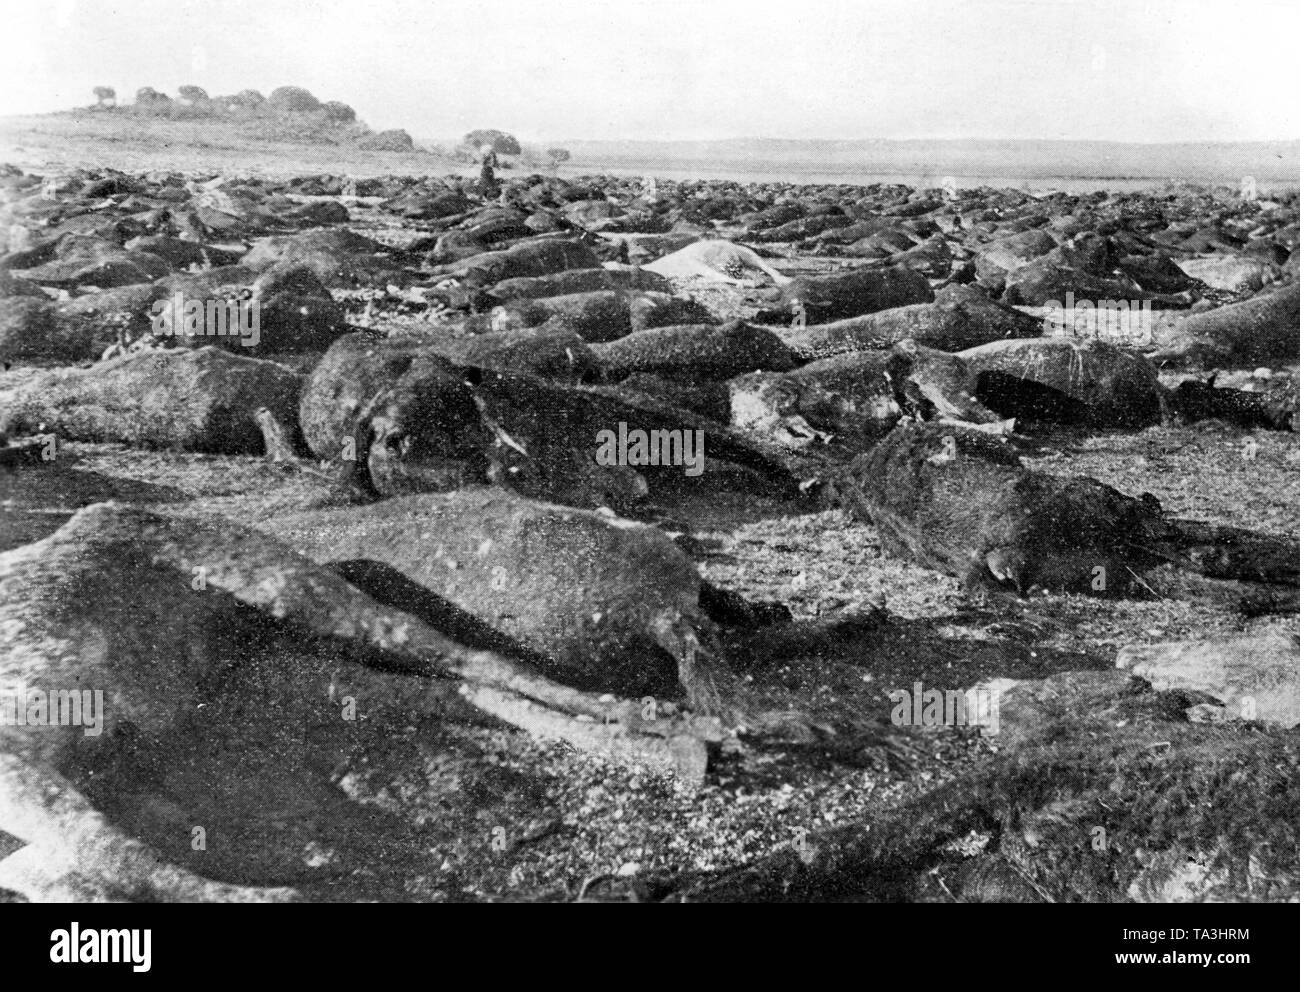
[3,117,1300,903]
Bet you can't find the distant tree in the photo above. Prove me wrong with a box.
[546,147,571,166]
[92,86,116,109]
[219,89,267,113]
[357,129,414,152]
[464,129,521,156]
[177,85,209,105]
[321,100,356,125]
[134,87,172,109]
[268,86,321,113]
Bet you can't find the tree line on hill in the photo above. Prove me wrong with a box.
[89,86,570,164]
[93,84,356,124]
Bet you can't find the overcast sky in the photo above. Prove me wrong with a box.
[2,0,1295,144]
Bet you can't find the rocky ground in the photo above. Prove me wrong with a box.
[2,161,1299,902]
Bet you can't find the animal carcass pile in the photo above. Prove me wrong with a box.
[3,164,1300,903]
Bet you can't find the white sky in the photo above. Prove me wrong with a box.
[1,0,1295,143]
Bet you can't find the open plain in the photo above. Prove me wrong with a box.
[3,109,1300,903]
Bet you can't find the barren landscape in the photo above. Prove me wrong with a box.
[3,100,1300,905]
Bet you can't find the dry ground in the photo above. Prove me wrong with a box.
[8,404,1292,899]
[3,128,1299,899]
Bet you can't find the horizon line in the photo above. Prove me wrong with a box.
[545,135,1300,148]
[10,110,1298,149]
